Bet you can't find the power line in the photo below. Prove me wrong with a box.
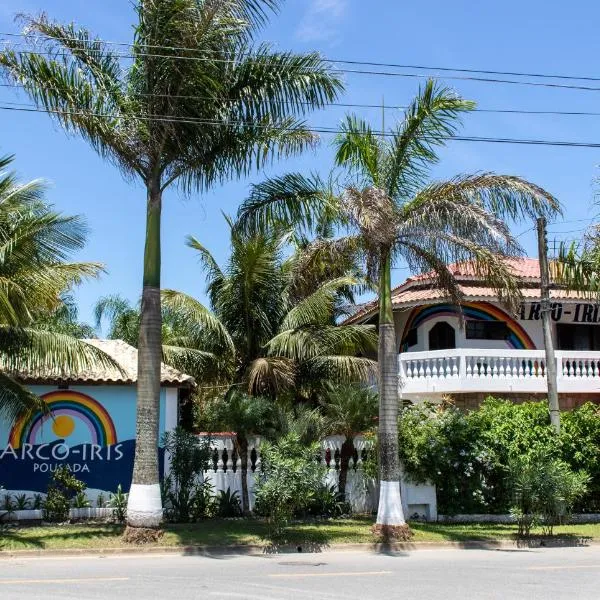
[3,30,600,84]
[4,82,600,117]
[4,102,600,149]
[7,47,600,93]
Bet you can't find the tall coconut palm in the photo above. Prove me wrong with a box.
[161,220,377,511]
[0,1,343,530]
[320,383,378,502]
[236,80,561,537]
[0,155,113,422]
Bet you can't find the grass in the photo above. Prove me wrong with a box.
[1,518,599,552]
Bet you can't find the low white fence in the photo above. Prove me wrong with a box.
[0,434,437,521]
[201,434,437,520]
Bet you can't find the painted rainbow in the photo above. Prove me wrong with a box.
[401,302,536,350]
[8,390,117,449]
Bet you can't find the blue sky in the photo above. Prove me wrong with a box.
[1,0,600,330]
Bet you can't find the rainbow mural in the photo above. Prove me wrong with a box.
[8,390,117,449]
[401,302,536,350]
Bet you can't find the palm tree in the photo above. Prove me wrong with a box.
[94,294,191,348]
[0,1,343,530]
[162,220,376,512]
[0,155,114,422]
[236,80,561,537]
[161,219,377,398]
[320,383,377,502]
[33,294,96,339]
[203,391,273,514]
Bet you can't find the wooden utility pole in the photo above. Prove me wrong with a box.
[537,217,560,434]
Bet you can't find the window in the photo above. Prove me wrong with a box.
[404,328,418,348]
[428,321,456,350]
[466,320,509,341]
[557,324,600,350]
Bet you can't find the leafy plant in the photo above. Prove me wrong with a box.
[254,433,326,535]
[307,484,351,518]
[215,488,242,518]
[320,383,377,501]
[108,485,128,524]
[32,494,43,510]
[14,493,30,511]
[560,403,600,511]
[508,450,589,537]
[72,491,91,509]
[42,466,86,523]
[161,428,211,523]
[1,493,15,519]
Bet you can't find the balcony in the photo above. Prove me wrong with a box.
[398,349,600,398]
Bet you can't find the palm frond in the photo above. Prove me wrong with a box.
[0,371,46,425]
[407,173,561,223]
[161,289,235,356]
[267,323,377,361]
[281,275,359,330]
[236,172,334,235]
[246,356,295,396]
[0,327,123,377]
[334,114,382,186]
[305,355,378,385]
[385,80,475,199]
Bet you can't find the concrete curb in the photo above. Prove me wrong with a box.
[1,537,597,559]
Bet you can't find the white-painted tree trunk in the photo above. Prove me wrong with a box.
[376,481,406,525]
[126,483,163,528]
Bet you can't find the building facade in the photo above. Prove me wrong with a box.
[346,258,600,410]
[0,339,193,505]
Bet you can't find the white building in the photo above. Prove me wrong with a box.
[345,258,600,411]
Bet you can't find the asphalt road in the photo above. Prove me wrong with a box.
[1,545,599,599]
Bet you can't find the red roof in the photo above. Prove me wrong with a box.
[343,258,584,324]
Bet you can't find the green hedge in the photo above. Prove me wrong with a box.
[398,399,600,515]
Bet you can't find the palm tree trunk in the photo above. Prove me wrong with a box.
[127,177,164,530]
[338,436,354,502]
[374,250,410,539]
[237,435,251,515]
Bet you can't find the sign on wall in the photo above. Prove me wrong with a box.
[0,389,163,494]
[520,302,600,324]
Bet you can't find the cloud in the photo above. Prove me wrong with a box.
[296,0,347,45]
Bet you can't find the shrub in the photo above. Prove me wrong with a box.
[398,402,487,514]
[73,491,91,509]
[398,399,599,515]
[508,449,589,536]
[42,466,86,522]
[108,484,128,524]
[215,488,242,518]
[161,427,212,523]
[560,403,600,511]
[306,484,351,518]
[254,433,326,534]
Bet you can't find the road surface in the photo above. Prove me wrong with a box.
[1,545,598,599]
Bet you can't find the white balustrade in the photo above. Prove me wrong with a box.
[399,349,600,397]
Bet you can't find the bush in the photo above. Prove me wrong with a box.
[560,403,600,511]
[42,466,86,522]
[306,484,351,518]
[398,402,488,514]
[108,485,128,523]
[254,433,326,534]
[398,398,599,515]
[508,449,589,536]
[161,427,212,522]
[215,488,242,518]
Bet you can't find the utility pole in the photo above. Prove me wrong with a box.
[537,217,560,434]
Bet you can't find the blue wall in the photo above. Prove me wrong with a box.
[0,385,169,495]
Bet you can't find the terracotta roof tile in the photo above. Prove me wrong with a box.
[343,258,585,324]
